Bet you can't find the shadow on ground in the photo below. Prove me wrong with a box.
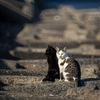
[0,60,11,70]
[82,78,100,82]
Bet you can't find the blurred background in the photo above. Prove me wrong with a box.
[0,1,100,99]
[0,0,100,60]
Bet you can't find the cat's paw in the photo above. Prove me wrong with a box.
[64,79,69,82]
[59,79,62,81]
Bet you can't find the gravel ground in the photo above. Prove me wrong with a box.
[0,59,100,99]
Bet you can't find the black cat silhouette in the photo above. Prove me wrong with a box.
[42,45,60,82]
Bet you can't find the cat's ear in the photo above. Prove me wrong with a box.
[56,47,60,52]
[63,47,66,51]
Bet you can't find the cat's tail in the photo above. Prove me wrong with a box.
[75,79,79,87]
[73,77,80,87]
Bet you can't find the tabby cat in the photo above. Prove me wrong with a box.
[56,47,81,87]
[42,45,60,82]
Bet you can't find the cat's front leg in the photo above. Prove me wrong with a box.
[59,77,62,81]
[59,72,62,81]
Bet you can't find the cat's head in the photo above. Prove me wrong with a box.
[56,47,68,59]
[45,45,56,57]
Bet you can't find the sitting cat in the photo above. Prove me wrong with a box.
[56,47,81,87]
[42,45,60,82]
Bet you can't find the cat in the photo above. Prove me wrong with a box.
[56,47,81,87]
[42,45,60,82]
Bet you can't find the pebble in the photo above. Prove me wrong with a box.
[12,95,14,97]
[49,94,54,97]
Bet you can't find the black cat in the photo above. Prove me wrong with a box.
[42,45,60,82]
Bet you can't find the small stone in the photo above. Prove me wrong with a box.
[43,94,46,96]
[39,80,43,83]
[38,78,42,81]
[67,88,72,94]
[49,94,54,97]
[30,95,33,97]
[86,94,89,96]
[77,87,82,93]
[12,95,14,97]
[33,65,36,67]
